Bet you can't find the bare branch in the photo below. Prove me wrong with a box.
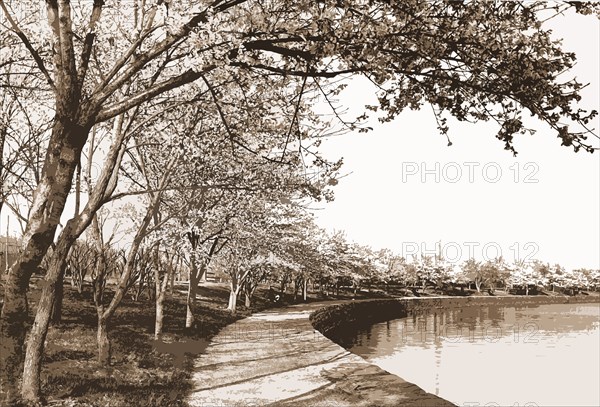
[0,0,56,90]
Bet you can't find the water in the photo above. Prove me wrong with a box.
[345,302,600,407]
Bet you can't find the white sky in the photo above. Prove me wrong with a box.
[312,10,600,270]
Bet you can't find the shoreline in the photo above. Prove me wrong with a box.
[308,294,599,406]
[310,294,600,341]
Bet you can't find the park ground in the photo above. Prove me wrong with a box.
[0,279,386,406]
[0,280,597,406]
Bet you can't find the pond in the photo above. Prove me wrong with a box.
[343,302,600,407]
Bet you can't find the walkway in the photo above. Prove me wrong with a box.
[187,302,455,406]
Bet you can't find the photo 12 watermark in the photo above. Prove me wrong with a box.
[397,320,541,345]
[400,241,539,265]
[401,162,540,184]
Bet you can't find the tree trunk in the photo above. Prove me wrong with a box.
[293,280,299,302]
[185,252,209,329]
[20,119,126,403]
[245,292,251,308]
[50,267,65,325]
[169,268,175,295]
[186,271,198,329]
[20,280,57,403]
[0,107,93,403]
[227,288,238,314]
[97,316,111,365]
[227,290,234,311]
[303,278,308,302]
[90,162,173,367]
[232,290,238,313]
[475,280,481,293]
[76,277,83,294]
[155,292,165,341]
[149,280,156,302]
[134,276,144,301]
[280,279,286,296]
[21,224,80,404]
[154,251,173,341]
[0,257,47,403]
[70,268,76,288]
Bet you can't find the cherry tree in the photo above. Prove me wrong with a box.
[215,201,294,313]
[375,249,409,288]
[462,258,484,292]
[479,258,506,293]
[152,244,180,341]
[508,261,542,295]
[546,263,567,292]
[65,241,94,294]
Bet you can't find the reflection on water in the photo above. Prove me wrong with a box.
[345,303,600,407]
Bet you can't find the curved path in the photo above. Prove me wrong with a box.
[187,301,454,407]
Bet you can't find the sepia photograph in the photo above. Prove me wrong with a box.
[1,1,599,406]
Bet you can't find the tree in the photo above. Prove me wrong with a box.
[545,263,565,292]
[375,249,409,289]
[415,255,438,292]
[242,259,271,308]
[276,214,327,303]
[65,241,94,294]
[508,261,541,295]
[462,258,484,292]
[88,227,126,364]
[2,1,598,403]
[447,264,469,290]
[153,244,179,341]
[216,201,291,313]
[480,259,504,293]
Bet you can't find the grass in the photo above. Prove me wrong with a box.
[0,278,381,406]
[30,283,235,406]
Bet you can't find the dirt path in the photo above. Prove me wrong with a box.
[186,301,454,406]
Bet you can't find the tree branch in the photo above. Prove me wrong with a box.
[57,0,77,93]
[0,0,56,90]
[77,0,104,91]
[230,61,362,78]
[243,40,313,61]
[96,67,215,122]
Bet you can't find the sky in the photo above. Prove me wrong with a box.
[312,10,600,270]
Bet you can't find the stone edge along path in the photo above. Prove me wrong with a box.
[187,301,455,407]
